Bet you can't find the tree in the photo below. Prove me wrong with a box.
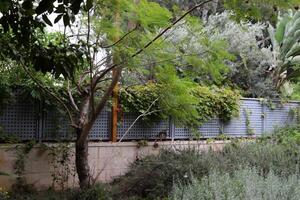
[0,0,297,188]
[0,0,221,188]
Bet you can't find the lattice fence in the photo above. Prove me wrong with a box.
[0,96,299,141]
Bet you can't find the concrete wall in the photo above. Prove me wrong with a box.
[0,141,227,190]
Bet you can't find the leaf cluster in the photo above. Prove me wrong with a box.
[120,80,240,128]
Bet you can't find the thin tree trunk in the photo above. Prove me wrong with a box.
[75,127,91,188]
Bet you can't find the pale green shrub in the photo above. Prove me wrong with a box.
[172,168,300,200]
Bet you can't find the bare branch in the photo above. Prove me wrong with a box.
[20,62,75,125]
[67,81,80,112]
[130,0,213,58]
[66,33,88,38]
[98,25,138,48]
[87,9,95,116]
[118,98,160,142]
[92,0,213,86]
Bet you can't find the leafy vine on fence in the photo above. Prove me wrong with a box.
[244,108,255,136]
[120,83,240,129]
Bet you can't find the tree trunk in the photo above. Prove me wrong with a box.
[75,128,91,188]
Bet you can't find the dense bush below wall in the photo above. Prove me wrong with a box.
[172,167,300,200]
[112,136,300,199]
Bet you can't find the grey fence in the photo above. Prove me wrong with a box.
[0,96,299,141]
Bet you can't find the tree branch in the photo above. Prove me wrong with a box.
[118,98,160,142]
[130,0,213,58]
[98,25,138,48]
[92,0,213,86]
[67,80,80,112]
[20,62,75,126]
[77,67,122,145]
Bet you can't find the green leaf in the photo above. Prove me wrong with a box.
[36,0,54,15]
[70,0,82,14]
[63,14,70,26]
[275,15,290,43]
[86,0,93,11]
[0,0,11,12]
[54,14,63,24]
[42,14,53,26]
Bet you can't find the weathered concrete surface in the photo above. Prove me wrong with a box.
[0,141,228,190]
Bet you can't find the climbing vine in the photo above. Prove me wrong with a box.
[12,141,35,192]
[244,108,255,136]
[120,83,240,128]
[289,106,300,123]
[40,143,76,190]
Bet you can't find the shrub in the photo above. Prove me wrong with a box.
[261,124,300,146]
[7,184,111,200]
[112,141,300,199]
[171,167,300,200]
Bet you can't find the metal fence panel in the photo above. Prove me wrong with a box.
[0,98,38,140]
[42,109,73,140]
[223,99,263,136]
[264,101,298,133]
[174,118,221,139]
[89,110,111,140]
[1,97,300,141]
[117,113,169,140]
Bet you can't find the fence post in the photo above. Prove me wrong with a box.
[261,103,266,135]
[168,117,175,141]
[37,101,44,142]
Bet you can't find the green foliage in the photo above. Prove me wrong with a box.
[262,124,300,145]
[117,6,234,88]
[70,184,111,200]
[192,85,240,122]
[290,82,300,100]
[0,30,85,79]
[0,0,84,43]
[268,10,300,89]
[0,131,20,144]
[244,108,255,135]
[12,141,36,194]
[40,143,76,190]
[172,167,300,200]
[120,82,240,129]
[0,187,9,200]
[155,66,200,127]
[224,0,298,23]
[204,11,279,98]
[112,140,300,199]
[7,184,111,200]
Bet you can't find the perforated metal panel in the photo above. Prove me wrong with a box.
[43,109,111,141]
[174,118,221,139]
[223,99,263,136]
[1,96,300,141]
[264,101,298,133]
[0,97,38,140]
[42,110,74,140]
[89,110,111,140]
[117,113,169,140]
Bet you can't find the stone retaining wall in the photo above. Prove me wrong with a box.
[0,141,227,190]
